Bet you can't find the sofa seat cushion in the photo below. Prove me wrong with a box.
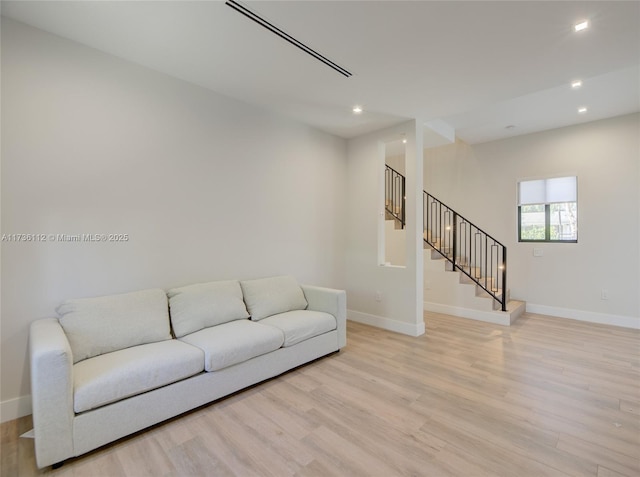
[259,310,336,347]
[179,320,284,372]
[73,340,204,413]
[58,288,172,363]
[168,280,249,338]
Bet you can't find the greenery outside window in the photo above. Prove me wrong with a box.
[518,176,577,242]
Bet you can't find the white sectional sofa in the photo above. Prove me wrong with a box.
[29,276,346,469]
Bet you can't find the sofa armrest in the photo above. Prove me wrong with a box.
[29,318,74,468]
[301,285,346,349]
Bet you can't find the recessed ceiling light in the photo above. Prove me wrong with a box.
[352,105,363,114]
[402,138,407,144]
[578,106,588,114]
[505,125,516,130]
[574,20,589,32]
[571,80,582,89]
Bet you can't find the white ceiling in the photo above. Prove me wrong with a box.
[2,0,639,144]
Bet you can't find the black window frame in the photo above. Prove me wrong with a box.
[518,203,578,243]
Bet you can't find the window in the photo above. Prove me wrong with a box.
[518,176,577,242]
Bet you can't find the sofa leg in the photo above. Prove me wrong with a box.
[52,461,64,470]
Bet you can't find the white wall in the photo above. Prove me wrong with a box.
[0,18,347,420]
[346,121,424,336]
[384,220,406,267]
[424,113,640,327]
[385,154,405,176]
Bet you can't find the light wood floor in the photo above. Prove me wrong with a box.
[2,312,639,476]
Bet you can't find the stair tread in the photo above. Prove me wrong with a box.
[480,299,524,315]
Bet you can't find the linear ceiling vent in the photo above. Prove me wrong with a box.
[225,0,352,78]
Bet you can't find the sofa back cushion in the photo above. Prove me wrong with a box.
[57,288,171,363]
[167,280,249,338]
[240,275,308,321]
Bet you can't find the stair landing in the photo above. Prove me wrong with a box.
[425,299,525,326]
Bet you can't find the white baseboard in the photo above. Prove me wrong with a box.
[1,395,31,423]
[526,303,640,329]
[424,302,511,326]
[347,310,425,337]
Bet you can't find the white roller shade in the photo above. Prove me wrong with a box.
[518,179,545,205]
[546,177,577,203]
[519,177,576,205]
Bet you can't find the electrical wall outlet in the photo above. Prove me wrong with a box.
[375,291,382,302]
[533,248,543,257]
[601,289,610,300]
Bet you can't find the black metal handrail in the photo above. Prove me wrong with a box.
[423,192,507,311]
[385,165,405,229]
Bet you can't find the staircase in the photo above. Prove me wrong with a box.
[384,165,525,325]
[385,165,405,229]
[424,244,525,325]
[423,192,524,325]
